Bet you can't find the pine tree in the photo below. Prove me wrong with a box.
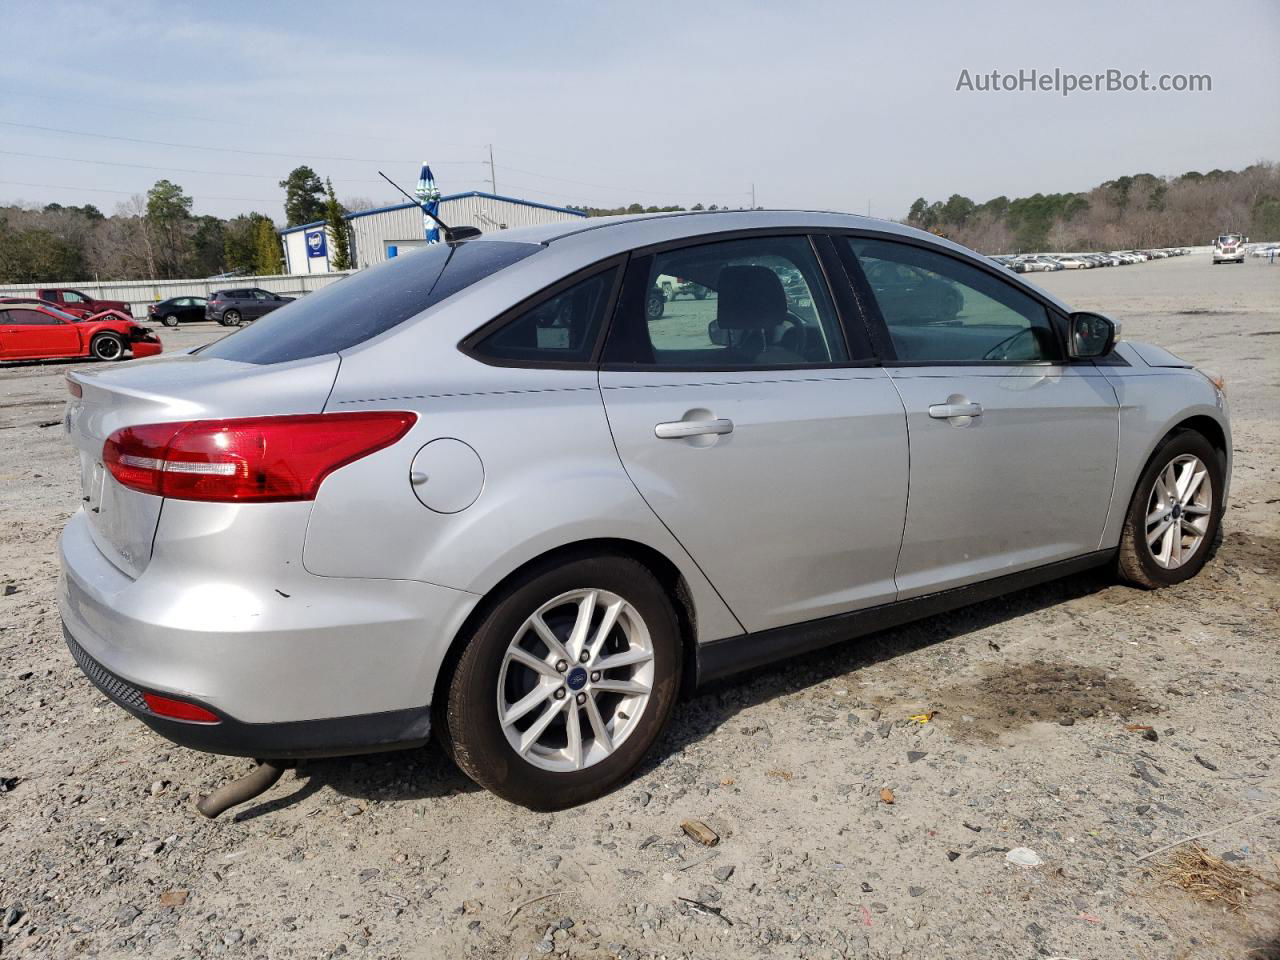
[278,166,326,227]
[253,218,281,276]
[324,178,352,271]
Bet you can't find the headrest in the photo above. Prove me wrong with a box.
[716,265,788,330]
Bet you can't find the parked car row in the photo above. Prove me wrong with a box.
[0,298,161,363]
[0,287,302,330]
[147,288,296,326]
[989,248,1191,273]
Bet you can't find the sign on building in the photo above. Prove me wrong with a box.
[305,230,328,259]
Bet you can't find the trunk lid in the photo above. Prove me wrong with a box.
[65,352,340,578]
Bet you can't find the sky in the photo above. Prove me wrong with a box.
[2,0,1277,223]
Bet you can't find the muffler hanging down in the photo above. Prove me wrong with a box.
[196,760,295,819]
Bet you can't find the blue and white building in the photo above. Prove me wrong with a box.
[280,191,586,274]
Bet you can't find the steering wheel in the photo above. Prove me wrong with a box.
[983,327,1042,362]
[777,312,812,356]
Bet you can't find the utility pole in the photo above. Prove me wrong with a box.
[750,183,756,209]
[487,144,497,194]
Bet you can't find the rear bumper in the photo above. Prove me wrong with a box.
[57,508,479,757]
[62,625,431,758]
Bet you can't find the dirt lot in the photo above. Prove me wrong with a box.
[2,254,1278,959]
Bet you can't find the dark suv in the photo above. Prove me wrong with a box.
[206,288,295,326]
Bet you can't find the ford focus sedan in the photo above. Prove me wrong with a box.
[58,211,1230,810]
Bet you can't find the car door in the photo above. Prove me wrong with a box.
[225,290,248,317]
[2,308,83,358]
[250,289,278,317]
[599,233,909,633]
[837,234,1118,598]
[0,310,16,358]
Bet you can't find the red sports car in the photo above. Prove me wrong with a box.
[0,299,162,362]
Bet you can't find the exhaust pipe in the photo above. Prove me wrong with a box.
[196,761,294,819]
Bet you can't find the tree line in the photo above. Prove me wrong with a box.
[906,162,1280,253]
[0,166,367,284]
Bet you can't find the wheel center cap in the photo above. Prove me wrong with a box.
[1172,503,1183,520]
[566,667,588,691]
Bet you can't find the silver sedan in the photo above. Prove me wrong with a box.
[58,211,1230,810]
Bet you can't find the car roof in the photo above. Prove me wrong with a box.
[480,209,941,248]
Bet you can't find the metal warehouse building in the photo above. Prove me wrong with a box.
[280,191,586,274]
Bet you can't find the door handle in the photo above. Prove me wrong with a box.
[928,402,983,419]
[654,418,734,439]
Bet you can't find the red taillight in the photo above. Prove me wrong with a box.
[103,412,416,502]
[143,692,221,724]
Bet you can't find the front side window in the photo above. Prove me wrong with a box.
[605,235,848,368]
[847,237,1059,363]
[470,269,616,365]
[252,289,274,300]
[62,291,87,303]
[10,309,63,326]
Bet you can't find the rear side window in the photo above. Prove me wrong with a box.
[201,241,539,364]
[468,269,617,365]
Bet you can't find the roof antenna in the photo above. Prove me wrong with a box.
[377,171,482,243]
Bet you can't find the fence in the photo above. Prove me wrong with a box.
[0,271,355,316]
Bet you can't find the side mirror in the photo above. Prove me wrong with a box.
[1068,312,1118,359]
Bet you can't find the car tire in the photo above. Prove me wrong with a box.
[444,552,682,810]
[1116,430,1224,589]
[221,309,241,326]
[89,332,126,361]
[646,292,665,321]
[162,314,180,327]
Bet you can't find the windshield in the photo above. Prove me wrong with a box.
[200,241,540,364]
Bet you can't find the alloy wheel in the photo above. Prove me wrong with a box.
[1145,453,1212,569]
[497,588,654,772]
[94,337,122,360]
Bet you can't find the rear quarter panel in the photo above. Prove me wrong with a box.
[307,353,745,646]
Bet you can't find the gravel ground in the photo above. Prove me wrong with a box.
[2,254,1278,959]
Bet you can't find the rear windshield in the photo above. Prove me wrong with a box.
[200,240,540,364]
